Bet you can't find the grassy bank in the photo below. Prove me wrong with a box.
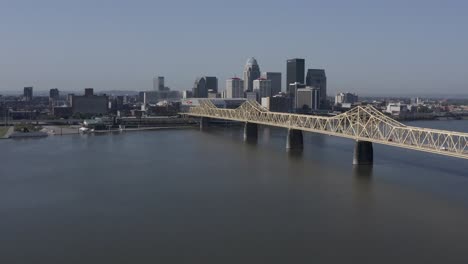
[0,127,9,138]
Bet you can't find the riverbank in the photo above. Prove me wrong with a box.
[42,125,198,136]
[0,127,14,139]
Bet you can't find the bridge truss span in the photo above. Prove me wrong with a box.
[187,100,468,160]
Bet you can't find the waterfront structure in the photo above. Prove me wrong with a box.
[71,89,108,115]
[295,87,320,111]
[243,58,261,92]
[306,69,327,106]
[335,92,358,105]
[225,78,244,99]
[187,100,468,163]
[23,87,33,101]
[286,59,305,94]
[261,72,282,96]
[193,77,218,98]
[253,78,272,99]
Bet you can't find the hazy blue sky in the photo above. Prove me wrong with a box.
[0,0,467,95]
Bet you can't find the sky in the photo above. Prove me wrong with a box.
[0,0,467,96]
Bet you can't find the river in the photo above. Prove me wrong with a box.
[0,120,467,263]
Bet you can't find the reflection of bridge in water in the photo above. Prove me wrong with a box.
[184,100,468,165]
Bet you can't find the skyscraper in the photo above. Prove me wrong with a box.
[253,78,272,100]
[193,77,206,98]
[225,78,244,98]
[243,57,261,93]
[306,69,327,107]
[286,58,305,94]
[49,88,59,102]
[261,72,282,96]
[153,76,165,91]
[205,76,218,93]
[158,76,165,91]
[192,76,218,98]
[23,87,33,101]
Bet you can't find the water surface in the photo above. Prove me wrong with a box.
[1,121,468,263]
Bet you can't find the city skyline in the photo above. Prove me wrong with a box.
[1,0,467,95]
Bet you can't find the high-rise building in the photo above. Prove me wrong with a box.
[253,78,272,99]
[193,78,206,98]
[225,78,244,98]
[192,76,218,98]
[23,87,33,101]
[296,87,320,111]
[158,76,165,91]
[49,88,59,100]
[286,58,305,94]
[306,69,327,107]
[205,77,218,93]
[261,72,281,96]
[243,57,261,92]
[153,76,165,91]
[289,82,306,111]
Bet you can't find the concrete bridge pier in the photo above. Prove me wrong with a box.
[353,140,373,165]
[200,117,210,130]
[286,129,303,151]
[243,122,258,143]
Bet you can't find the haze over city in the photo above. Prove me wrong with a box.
[1,0,467,96]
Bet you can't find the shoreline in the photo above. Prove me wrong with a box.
[2,125,198,139]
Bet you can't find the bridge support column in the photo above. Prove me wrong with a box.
[353,140,373,165]
[243,122,258,143]
[286,129,303,151]
[200,117,210,130]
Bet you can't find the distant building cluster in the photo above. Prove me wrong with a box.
[186,57,328,114]
[5,55,467,124]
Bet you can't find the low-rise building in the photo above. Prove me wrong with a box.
[261,95,290,113]
[335,92,358,105]
[296,87,320,112]
[71,89,108,115]
[385,103,410,116]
